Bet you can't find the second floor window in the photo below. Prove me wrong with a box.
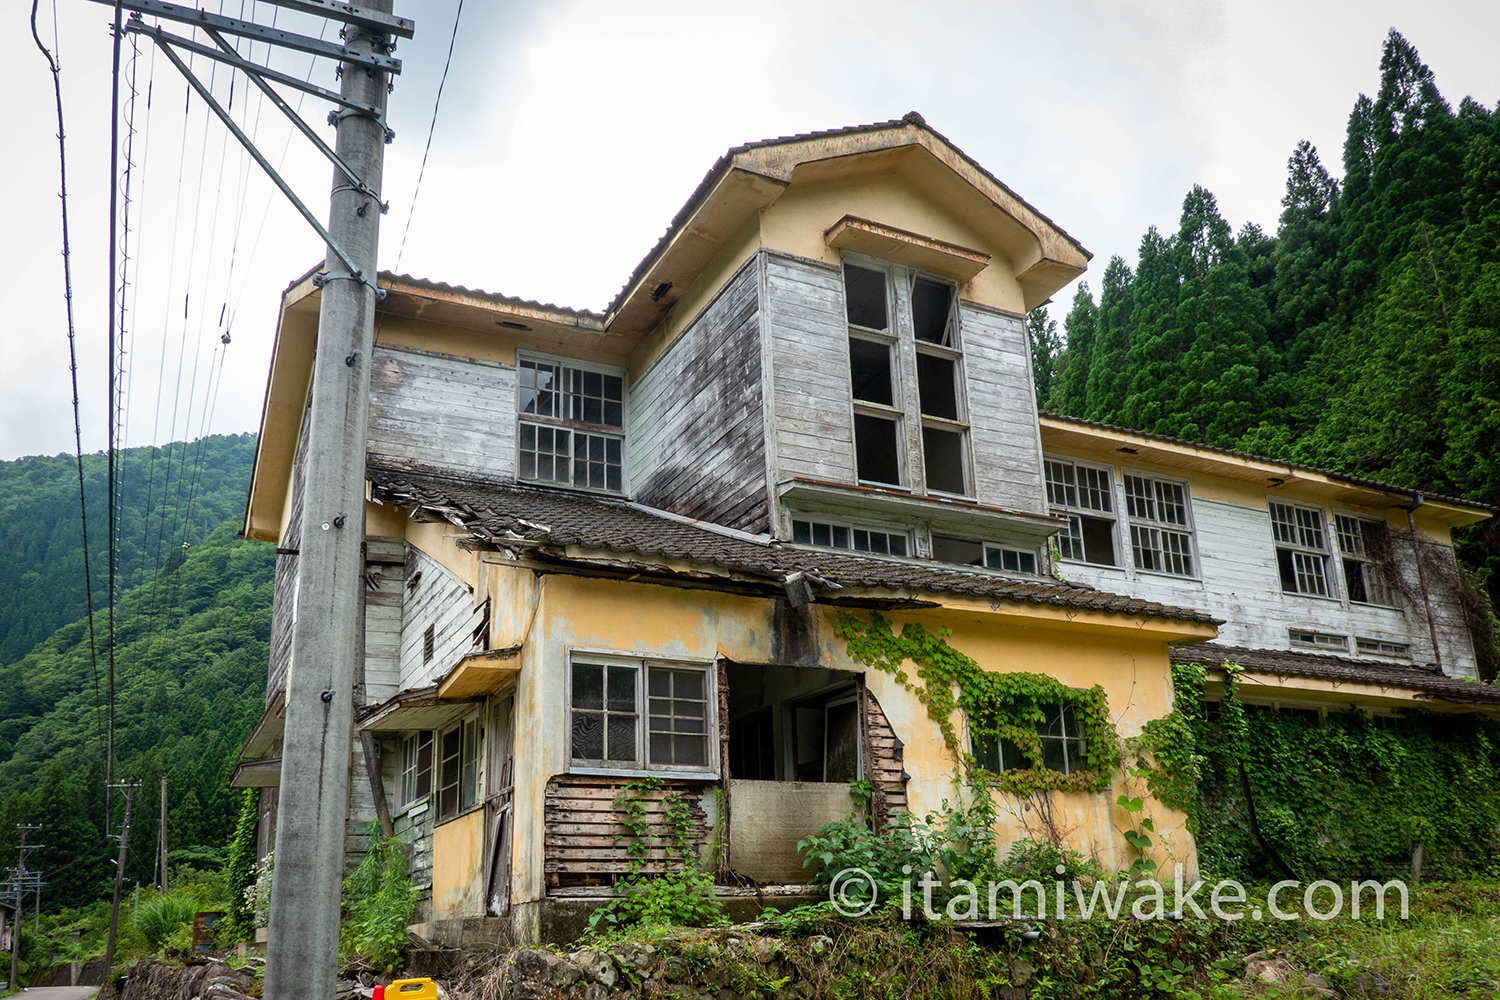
[1335,514,1397,606]
[1124,473,1195,577]
[1045,458,1117,566]
[517,354,626,492]
[1269,500,1332,597]
[843,261,969,495]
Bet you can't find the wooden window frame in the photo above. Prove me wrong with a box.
[1269,499,1337,599]
[1333,512,1399,608]
[1123,470,1198,578]
[515,350,629,494]
[1043,455,1119,567]
[565,649,719,778]
[790,514,912,558]
[929,533,1039,574]
[436,714,483,822]
[970,703,1089,776]
[398,730,434,807]
[840,254,973,497]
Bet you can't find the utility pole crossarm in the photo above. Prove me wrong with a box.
[115,21,383,118]
[84,0,402,73]
[256,0,414,39]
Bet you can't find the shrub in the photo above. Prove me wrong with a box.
[138,891,199,951]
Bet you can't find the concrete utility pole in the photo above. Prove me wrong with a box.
[265,4,394,997]
[9,824,41,991]
[103,785,135,976]
[159,777,168,893]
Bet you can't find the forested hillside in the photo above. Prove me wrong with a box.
[0,520,273,908]
[0,433,257,663]
[1028,30,1500,640]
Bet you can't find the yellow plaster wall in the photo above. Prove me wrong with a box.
[758,172,1025,314]
[431,809,486,918]
[490,573,1199,907]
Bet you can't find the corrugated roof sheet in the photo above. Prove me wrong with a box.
[1169,642,1500,705]
[368,466,1219,626]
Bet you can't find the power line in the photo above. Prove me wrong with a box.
[30,0,106,777]
[106,0,126,807]
[391,0,464,274]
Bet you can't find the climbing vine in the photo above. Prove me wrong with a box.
[1183,660,1500,880]
[835,613,1121,795]
[587,778,725,935]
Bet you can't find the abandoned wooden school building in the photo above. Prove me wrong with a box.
[233,114,1499,943]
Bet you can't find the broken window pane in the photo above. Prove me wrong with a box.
[922,426,965,493]
[844,264,889,331]
[854,414,901,485]
[849,338,895,405]
[912,277,954,344]
[916,353,959,419]
[932,535,984,566]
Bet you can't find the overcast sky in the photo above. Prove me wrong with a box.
[5,0,1498,463]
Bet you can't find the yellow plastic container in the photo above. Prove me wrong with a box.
[388,979,439,1000]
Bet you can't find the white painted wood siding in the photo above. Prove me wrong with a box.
[267,403,311,700]
[630,256,768,531]
[364,537,404,706]
[368,345,516,480]
[763,253,857,485]
[960,303,1048,514]
[398,546,479,691]
[1057,488,1478,676]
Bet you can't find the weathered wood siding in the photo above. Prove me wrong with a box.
[364,537,404,706]
[368,345,516,480]
[267,403,311,700]
[763,253,858,486]
[1056,487,1479,676]
[960,303,1048,514]
[630,257,768,532]
[398,546,478,691]
[544,775,712,888]
[863,687,909,822]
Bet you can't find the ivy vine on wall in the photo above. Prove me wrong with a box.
[835,612,1121,795]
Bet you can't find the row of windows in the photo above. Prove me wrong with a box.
[1045,457,1400,606]
[790,516,1038,573]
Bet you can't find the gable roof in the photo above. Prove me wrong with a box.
[367,466,1219,628]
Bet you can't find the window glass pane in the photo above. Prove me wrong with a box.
[832,525,850,548]
[852,529,869,551]
[911,277,954,344]
[887,534,907,556]
[844,265,888,331]
[792,520,811,544]
[674,670,704,701]
[854,414,901,485]
[916,353,958,419]
[849,338,894,405]
[1002,550,1020,571]
[1344,559,1369,604]
[932,535,983,566]
[869,533,889,554]
[922,426,966,494]
[572,711,603,760]
[607,666,636,712]
[572,663,603,710]
[1018,551,1036,573]
[606,716,636,761]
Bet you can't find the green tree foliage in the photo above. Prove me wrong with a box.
[1044,281,1096,415]
[1025,304,1061,407]
[0,433,256,663]
[1047,30,1500,654]
[0,518,273,908]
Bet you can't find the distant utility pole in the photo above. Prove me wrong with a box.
[103,784,137,976]
[9,824,43,991]
[82,1,416,995]
[159,777,168,895]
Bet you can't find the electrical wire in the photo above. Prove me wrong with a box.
[391,0,465,274]
[30,0,106,777]
[106,0,125,813]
